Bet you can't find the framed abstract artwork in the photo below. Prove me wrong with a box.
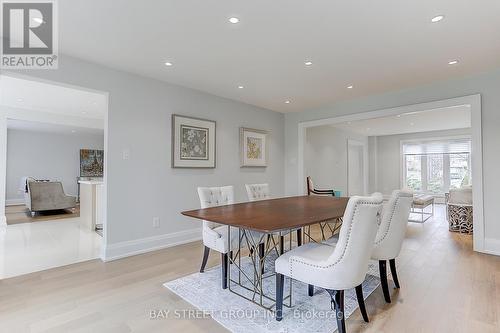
[240,127,268,167]
[80,149,104,177]
[172,114,216,168]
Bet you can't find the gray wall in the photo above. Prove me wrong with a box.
[370,128,471,195]
[305,126,367,195]
[284,68,500,247]
[6,129,104,202]
[13,55,285,253]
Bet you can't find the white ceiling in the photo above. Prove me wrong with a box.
[331,105,470,136]
[0,76,107,120]
[7,119,105,136]
[53,0,500,113]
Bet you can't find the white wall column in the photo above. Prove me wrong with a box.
[0,112,7,226]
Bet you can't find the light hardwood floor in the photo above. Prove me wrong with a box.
[1,205,499,333]
[5,204,80,225]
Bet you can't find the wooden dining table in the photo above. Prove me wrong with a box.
[181,195,349,310]
[182,195,349,233]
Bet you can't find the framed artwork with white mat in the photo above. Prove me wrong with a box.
[172,114,216,168]
[240,127,268,167]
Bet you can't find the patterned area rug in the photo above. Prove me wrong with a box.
[164,253,382,333]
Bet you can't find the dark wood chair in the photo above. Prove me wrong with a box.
[306,176,336,196]
[305,177,342,242]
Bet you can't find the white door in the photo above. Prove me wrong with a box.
[347,140,367,196]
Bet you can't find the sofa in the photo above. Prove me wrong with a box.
[24,178,77,215]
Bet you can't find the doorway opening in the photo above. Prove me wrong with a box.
[299,95,484,252]
[0,73,109,278]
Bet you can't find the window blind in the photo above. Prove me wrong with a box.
[402,138,471,155]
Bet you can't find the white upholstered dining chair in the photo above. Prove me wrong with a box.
[198,186,265,289]
[245,183,270,202]
[245,183,303,247]
[198,186,237,289]
[274,194,383,333]
[322,190,413,311]
[371,189,413,303]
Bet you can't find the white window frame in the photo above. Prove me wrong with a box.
[400,135,472,197]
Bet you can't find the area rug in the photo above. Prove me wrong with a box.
[164,252,382,333]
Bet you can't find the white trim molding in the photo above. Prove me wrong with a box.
[103,228,202,262]
[297,94,485,253]
[0,215,6,227]
[483,238,500,256]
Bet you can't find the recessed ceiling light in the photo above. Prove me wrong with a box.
[164,61,173,66]
[304,61,313,66]
[32,17,43,24]
[229,17,240,24]
[448,60,459,65]
[347,85,353,89]
[237,85,244,89]
[285,100,291,104]
[17,98,24,102]
[71,130,76,133]
[431,15,445,23]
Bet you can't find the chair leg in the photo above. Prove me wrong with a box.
[279,236,284,255]
[379,260,391,303]
[275,273,284,321]
[199,246,210,273]
[221,253,228,289]
[326,290,346,333]
[389,258,400,288]
[355,284,369,322]
[297,229,302,246]
[258,243,265,275]
[308,284,314,296]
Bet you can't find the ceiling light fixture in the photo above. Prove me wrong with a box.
[431,15,444,23]
[304,61,313,66]
[448,60,459,65]
[347,85,353,89]
[238,85,244,89]
[164,61,173,66]
[285,100,291,104]
[229,17,240,24]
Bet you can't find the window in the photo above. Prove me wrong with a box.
[402,138,471,194]
[404,155,422,191]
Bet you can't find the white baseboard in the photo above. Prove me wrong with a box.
[0,215,6,227]
[6,198,24,206]
[483,238,500,256]
[103,228,202,262]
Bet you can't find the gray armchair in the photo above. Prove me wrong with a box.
[25,178,76,215]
